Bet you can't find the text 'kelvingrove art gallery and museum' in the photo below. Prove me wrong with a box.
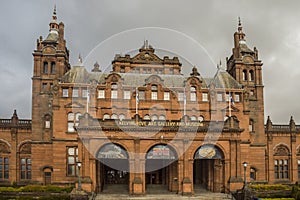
[0,8,300,196]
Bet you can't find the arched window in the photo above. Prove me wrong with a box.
[0,141,10,180]
[143,114,150,120]
[119,114,125,121]
[190,86,197,101]
[20,143,31,180]
[198,116,204,122]
[159,115,166,120]
[151,85,158,100]
[111,114,118,120]
[151,115,158,121]
[190,115,197,121]
[274,145,290,180]
[103,114,110,120]
[242,69,248,81]
[51,62,56,74]
[249,70,254,81]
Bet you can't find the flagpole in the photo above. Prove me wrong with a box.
[135,87,138,115]
[228,91,231,117]
[183,86,186,116]
[86,89,89,113]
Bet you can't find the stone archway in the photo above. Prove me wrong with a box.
[96,143,129,194]
[193,144,225,193]
[145,144,178,194]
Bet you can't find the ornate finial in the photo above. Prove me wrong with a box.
[52,5,57,21]
[92,61,101,72]
[238,16,242,32]
[78,54,82,64]
[190,66,200,76]
[144,40,149,49]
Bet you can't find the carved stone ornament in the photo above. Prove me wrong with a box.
[274,145,289,156]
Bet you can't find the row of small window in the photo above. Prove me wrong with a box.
[242,69,255,81]
[102,113,205,122]
[63,88,88,98]
[0,157,31,180]
[62,86,241,103]
[42,62,56,74]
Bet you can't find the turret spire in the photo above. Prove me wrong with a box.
[238,16,242,33]
[53,5,57,21]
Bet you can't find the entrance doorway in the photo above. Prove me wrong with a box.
[193,145,225,193]
[145,144,178,194]
[96,143,129,194]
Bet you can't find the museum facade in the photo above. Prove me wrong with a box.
[0,10,300,195]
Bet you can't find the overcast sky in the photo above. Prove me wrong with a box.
[0,0,300,124]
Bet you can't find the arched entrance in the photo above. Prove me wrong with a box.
[145,144,178,194]
[96,143,129,194]
[193,145,225,193]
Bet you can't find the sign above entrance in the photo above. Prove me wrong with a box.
[194,145,223,159]
[97,143,128,159]
[146,145,176,160]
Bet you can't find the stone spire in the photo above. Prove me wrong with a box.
[289,116,296,132]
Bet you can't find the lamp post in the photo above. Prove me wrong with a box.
[77,161,82,190]
[243,162,247,188]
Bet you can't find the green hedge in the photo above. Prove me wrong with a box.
[249,184,292,191]
[0,185,73,193]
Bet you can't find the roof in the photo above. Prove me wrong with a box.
[61,65,241,89]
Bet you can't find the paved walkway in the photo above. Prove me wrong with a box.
[94,184,234,200]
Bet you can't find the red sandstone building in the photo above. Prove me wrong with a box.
[0,10,299,195]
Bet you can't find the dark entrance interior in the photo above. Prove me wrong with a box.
[145,144,178,194]
[96,143,129,194]
[193,145,224,193]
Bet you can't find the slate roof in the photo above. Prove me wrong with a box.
[61,65,241,89]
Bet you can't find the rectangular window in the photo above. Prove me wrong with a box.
[62,88,69,97]
[0,157,9,179]
[51,62,56,74]
[217,93,223,101]
[124,90,131,100]
[67,147,78,176]
[72,88,79,97]
[178,92,184,101]
[42,83,47,90]
[20,158,31,180]
[274,159,289,179]
[151,91,158,100]
[164,92,170,101]
[43,62,48,74]
[82,89,88,98]
[202,93,208,102]
[111,90,118,99]
[235,94,240,102]
[139,91,145,100]
[98,90,105,99]
[225,93,230,102]
[190,92,196,101]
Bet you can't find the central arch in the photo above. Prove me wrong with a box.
[145,144,178,194]
[193,144,225,193]
[96,143,129,194]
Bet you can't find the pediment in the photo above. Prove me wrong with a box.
[222,105,240,112]
[64,102,85,108]
[42,46,56,54]
[132,51,163,64]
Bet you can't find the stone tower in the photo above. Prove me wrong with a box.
[227,18,265,145]
[31,6,70,141]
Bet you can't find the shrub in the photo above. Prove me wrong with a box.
[250,184,291,191]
